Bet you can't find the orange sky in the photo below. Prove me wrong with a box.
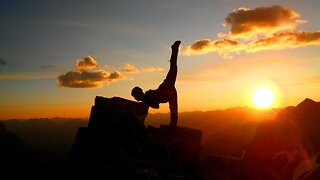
[1,1,320,120]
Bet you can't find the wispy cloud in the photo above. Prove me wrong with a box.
[57,56,128,88]
[120,63,141,73]
[183,5,319,58]
[119,63,165,73]
[0,72,58,80]
[248,30,320,52]
[141,66,165,73]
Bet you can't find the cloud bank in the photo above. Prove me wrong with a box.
[183,5,319,57]
[57,56,127,88]
[225,5,304,38]
[248,30,320,51]
[57,57,166,88]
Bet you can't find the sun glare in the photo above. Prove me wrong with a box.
[252,87,275,108]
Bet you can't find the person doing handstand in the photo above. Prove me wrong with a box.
[131,40,181,128]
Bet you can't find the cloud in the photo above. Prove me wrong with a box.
[76,56,97,70]
[183,5,319,57]
[57,56,128,88]
[224,5,304,38]
[120,63,140,73]
[184,39,243,56]
[190,39,211,51]
[0,58,7,66]
[119,63,165,73]
[248,30,320,52]
[141,66,165,73]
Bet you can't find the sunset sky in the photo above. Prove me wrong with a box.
[1,0,320,119]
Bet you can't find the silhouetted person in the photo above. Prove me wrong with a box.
[131,40,181,128]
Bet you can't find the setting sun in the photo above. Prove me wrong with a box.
[252,87,275,108]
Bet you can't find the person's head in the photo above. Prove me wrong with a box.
[131,86,144,101]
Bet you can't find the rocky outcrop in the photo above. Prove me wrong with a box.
[0,122,28,177]
[68,96,202,179]
[246,98,320,180]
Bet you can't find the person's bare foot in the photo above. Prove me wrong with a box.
[171,40,181,50]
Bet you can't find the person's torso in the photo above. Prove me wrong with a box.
[143,88,174,107]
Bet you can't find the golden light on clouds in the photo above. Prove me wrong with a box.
[224,5,304,38]
[183,5,320,58]
[247,30,320,52]
[56,57,166,88]
[57,56,128,88]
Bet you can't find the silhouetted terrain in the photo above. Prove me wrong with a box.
[245,98,320,179]
[69,96,202,179]
[0,107,278,178]
[2,118,87,178]
[2,99,320,179]
[0,122,28,178]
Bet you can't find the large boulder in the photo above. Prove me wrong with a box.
[68,96,202,179]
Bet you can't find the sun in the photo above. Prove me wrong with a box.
[252,87,275,108]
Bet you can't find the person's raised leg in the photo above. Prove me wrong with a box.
[170,40,181,66]
[163,40,181,87]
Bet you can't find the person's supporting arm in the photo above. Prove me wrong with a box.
[169,90,178,127]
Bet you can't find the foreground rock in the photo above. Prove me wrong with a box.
[0,122,28,177]
[193,98,320,180]
[68,96,202,179]
[246,98,320,179]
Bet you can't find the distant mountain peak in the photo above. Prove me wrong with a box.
[297,98,317,109]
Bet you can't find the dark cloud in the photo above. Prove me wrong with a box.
[0,58,7,66]
[57,56,127,88]
[190,39,211,51]
[57,69,126,88]
[225,5,304,38]
[184,39,243,56]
